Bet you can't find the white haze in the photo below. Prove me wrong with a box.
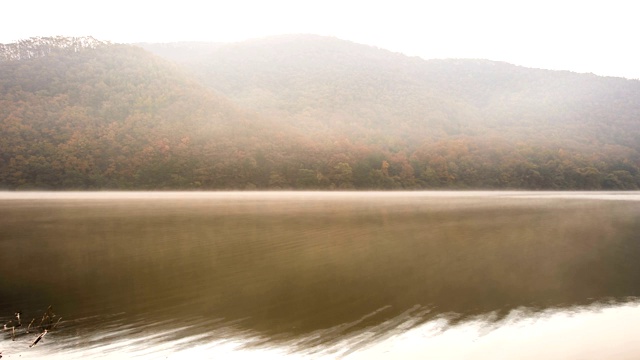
[1,0,639,79]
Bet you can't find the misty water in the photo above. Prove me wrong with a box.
[1,191,640,359]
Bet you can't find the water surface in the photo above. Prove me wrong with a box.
[1,191,639,359]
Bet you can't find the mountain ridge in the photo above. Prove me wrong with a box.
[0,36,110,61]
[1,35,639,190]
[140,35,640,149]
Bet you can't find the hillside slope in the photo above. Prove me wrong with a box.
[141,35,640,150]
[0,37,307,189]
[139,35,640,189]
[1,36,639,190]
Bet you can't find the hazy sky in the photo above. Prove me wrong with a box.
[2,0,638,79]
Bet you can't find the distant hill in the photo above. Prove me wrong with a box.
[0,37,308,189]
[1,35,639,189]
[0,36,109,61]
[140,35,640,150]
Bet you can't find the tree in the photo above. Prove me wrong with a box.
[329,162,353,189]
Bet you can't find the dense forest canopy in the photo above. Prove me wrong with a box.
[1,35,639,190]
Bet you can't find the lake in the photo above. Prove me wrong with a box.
[1,191,639,359]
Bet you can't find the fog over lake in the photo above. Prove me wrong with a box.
[1,191,639,359]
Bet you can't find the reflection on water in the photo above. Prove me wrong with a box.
[1,191,639,359]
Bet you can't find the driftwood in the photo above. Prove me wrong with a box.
[2,312,22,341]
[26,318,35,333]
[29,329,47,348]
[2,306,61,349]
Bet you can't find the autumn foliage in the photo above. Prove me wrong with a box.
[1,36,639,189]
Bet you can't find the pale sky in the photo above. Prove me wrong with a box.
[1,0,639,79]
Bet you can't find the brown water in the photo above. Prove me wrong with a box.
[1,191,639,359]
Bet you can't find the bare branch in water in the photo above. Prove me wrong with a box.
[38,306,56,331]
[29,329,47,348]
[26,318,35,333]
[3,306,60,349]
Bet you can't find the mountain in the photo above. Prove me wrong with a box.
[140,35,640,189]
[1,35,639,190]
[0,37,308,189]
[140,35,640,149]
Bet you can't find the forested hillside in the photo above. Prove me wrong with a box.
[0,37,307,189]
[141,35,640,149]
[1,36,639,189]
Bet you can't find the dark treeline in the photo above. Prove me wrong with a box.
[1,37,639,190]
